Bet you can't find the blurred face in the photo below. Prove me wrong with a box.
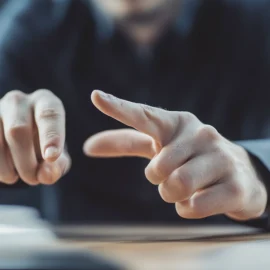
[91,0,179,25]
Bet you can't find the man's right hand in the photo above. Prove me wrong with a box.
[0,89,71,185]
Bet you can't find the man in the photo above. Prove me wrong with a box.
[0,0,269,228]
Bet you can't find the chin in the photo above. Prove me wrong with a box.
[125,0,171,17]
[91,0,169,19]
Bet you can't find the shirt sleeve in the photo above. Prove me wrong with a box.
[233,139,270,230]
[0,1,50,188]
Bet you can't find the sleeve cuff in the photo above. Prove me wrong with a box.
[236,139,270,172]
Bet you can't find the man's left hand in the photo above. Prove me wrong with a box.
[84,90,267,221]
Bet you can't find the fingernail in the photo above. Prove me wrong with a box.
[44,146,59,160]
[95,90,108,98]
[95,90,114,100]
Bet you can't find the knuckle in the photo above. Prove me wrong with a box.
[2,90,26,104]
[214,145,234,171]
[33,89,54,98]
[37,107,63,121]
[227,181,246,200]
[176,200,204,219]
[233,157,248,174]
[43,131,61,144]
[174,142,190,159]
[32,89,64,107]
[195,125,219,142]
[139,104,154,123]
[177,111,196,125]
[175,202,193,218]
[152,159,170,180]
[123,140,136,154]
[6,124,31,140]
[176,168,194,196]
[188,199,205,218]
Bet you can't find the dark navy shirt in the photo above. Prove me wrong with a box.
[0,0,270,227]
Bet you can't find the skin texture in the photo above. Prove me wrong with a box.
[0,90,71,185]
[0,88,267,221]
[83,90,268,221]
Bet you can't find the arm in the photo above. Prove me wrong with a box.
[233,140,270,230]
[0,1,73,189]
[83,91,268,228]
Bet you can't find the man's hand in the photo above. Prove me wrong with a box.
[84,90,267,221]
[0,90,71,185]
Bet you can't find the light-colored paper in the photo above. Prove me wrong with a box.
[0,205,56,247]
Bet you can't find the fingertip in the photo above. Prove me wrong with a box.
[91,89,106,103]
[91,89,115,112]
[37,162,61,185]
[91,89,100,99]
[0,175,19,185]
[37,164,52,185]
[91,90,98,103]
[83,137,98,157]
[82,140,90,156]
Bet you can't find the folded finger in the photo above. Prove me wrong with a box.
[158,154,226,202]
[175,181,240,219]
[145,135,195,185]
[37,150,71,185]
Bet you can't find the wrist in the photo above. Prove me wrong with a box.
[245,148,269,213]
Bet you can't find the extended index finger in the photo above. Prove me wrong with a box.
[91,90,178,144]
[30,89,65,162]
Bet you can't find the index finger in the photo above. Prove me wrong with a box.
[30,89,65,162]
[91,90,178,144]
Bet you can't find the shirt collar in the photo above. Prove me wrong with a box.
[87,0,114,41]
[174,0,203,37]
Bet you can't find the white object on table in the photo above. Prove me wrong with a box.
[0,205,56,247]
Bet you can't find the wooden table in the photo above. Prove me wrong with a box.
[54,225,270,269]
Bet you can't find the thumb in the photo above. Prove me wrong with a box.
[83,129,156,159]
[37,150,71,185]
